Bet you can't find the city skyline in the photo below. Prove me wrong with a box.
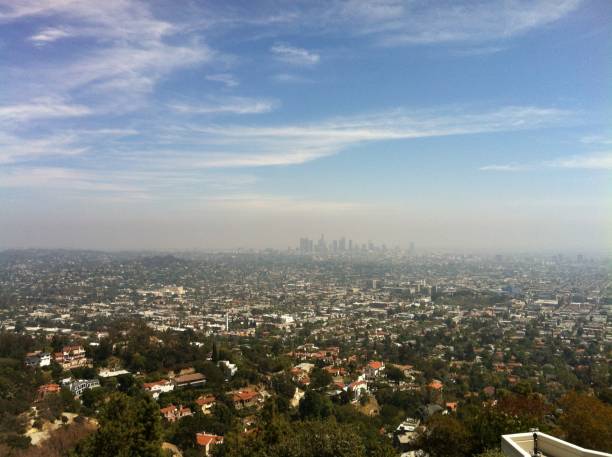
[0,0,611,251]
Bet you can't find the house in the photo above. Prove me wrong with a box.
[291,363,314,386]
[418,403,444,421]
[365,361,385,379]
[483,386,496,397]
[160,404,192,422]
[98,368,130,378]
[428,379,443,390]
[196,433,223,456]
[219,360,237,378]
[144,380,175,399]
[394,418,420,450]
[25,351,51,368]
[173,372,206,388]
[196,395,216,414]
[231,389,261,410]
[36,383,60,401]
[347,380,369,401]
[69,378,101,397]
[54,345,89,370]
[323,366,346,377]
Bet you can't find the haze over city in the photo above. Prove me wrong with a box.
[0,0,610,252]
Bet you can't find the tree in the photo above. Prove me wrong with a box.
[271,373,296,399]
[559,392,612,453]
[212,341,219,362]
[299,390,333,419]
[77,393,163,457]
[419,414,473,457]
[309,368,333,390]
[220,418,377,457]
[385,365,405,384]
[465,394,548,453]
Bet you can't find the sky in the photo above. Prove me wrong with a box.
[0,0,611,252]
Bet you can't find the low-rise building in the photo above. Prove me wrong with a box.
[25,351,51,368]
[196,395,216,415]
[69,378,101,397]
[144,379,175,399]
[160,404,192,422]
[196,433,223,456]
[36,383,60,401]
[173,372,206,388]
[54,345,90,370]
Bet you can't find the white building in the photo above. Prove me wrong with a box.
[143,379,175,399]
[25,351,51,368]
[70,378,101,396]
[219,360,237,377]
[98,368,130,378]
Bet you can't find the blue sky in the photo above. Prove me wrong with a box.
[0,0,610,251]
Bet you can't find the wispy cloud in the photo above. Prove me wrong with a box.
[206,73,239,87]
[0,132,86,165]
[479,164,528,172]
[0,167,143,193]
[450,45,508,57]
[0,166,259,200]
[1,0,212,108]
[164,105,572,168]
[271,43,320,65]
[29,27,72,45]
[327,0,583,46]
[546,153,612,170]
[0,98,91,123]
[170,97,278,115]
[580,135,612,145]
[205,0,582,47]
[272,73,313,84]
[203,194,364,213]
[480,152,612,172]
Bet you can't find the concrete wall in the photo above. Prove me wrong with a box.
[502,433,612,457]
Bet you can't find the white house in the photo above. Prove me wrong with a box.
[25,351,51,368]
[69,378,101,397]
[143,379,174,399]
[219,360,237,377]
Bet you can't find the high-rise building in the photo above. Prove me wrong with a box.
[317,234,327,253]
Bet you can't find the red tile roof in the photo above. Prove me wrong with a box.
[196,433,223,446]
[428,380,443,390]
[196,395,216,406]
[368,361,384,370]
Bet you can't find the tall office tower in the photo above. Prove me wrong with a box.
[308,239,314,253]
[348,239,353,251]
[409,241,415,255]
[332,239,338,253]
[339,237,346,251]
[317,234,327,253]
[299,238,309,253]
